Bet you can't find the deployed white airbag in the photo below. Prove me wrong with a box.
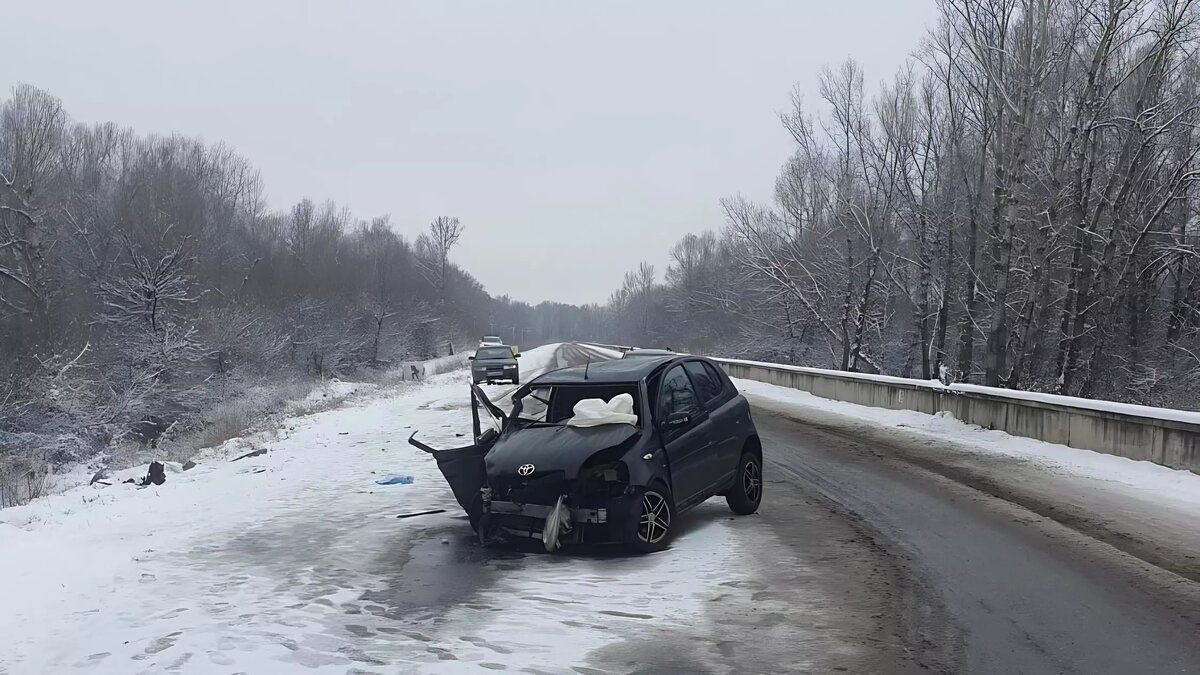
[566,393,638,427]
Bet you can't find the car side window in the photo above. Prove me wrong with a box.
[660,365,702,420]
[684,361,724,407]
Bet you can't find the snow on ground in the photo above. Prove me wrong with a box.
[419,513,746,673]
[0,336,512,674]
[0,343,771,674]
[294,378,375,410]
[0,370,461,673]
[736,377,1200,511]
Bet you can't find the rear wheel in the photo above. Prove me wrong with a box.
[726,451,763,515]
[624,485,675,553]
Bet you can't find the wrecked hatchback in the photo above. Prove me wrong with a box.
[411,355,763,553]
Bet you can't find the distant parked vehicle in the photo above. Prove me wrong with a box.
[470,345,520,384]
[480,335,505,347]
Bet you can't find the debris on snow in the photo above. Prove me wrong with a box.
[139,462,166,487]
[375,474,414,486]
[395,508,446,519]
[231,448,267,462]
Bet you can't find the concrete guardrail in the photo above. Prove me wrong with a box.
[711,357,1200,474]
[578,342,1200,473]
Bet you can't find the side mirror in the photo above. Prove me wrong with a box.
[514,353,521,358]
[664,411,690,428]
[468,356,475,361]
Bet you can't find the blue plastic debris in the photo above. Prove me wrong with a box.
[375,474,415,485]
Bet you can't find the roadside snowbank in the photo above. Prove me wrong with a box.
[294,378,373,410]
[0,366,470,672]
[737,377,1200,510]
[578,343,627,360]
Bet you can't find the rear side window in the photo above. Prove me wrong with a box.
[684,361,724,405]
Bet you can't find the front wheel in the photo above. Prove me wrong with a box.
[624,485,675,554]
[726,452,763,515]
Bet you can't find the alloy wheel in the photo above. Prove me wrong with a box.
[743,460,762,503]
[638,491,671,544]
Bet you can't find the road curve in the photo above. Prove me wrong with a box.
[752,402,1200,675]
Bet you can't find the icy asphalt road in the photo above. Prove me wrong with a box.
[752,400,1200,675]
[5,343,1200,674]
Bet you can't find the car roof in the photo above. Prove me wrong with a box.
[533,355,684,384]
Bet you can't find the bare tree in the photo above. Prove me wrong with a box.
[427,215,463,300]
[595,0,1200,411]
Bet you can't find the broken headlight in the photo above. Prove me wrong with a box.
[577,462,629,502]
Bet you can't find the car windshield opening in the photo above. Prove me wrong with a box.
[514,384,640,426]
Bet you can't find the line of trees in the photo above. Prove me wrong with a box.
[9,0,1200,478]
[603,0,1200,410]
[0,84,571,470]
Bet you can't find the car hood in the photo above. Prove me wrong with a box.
[485,424,640,480]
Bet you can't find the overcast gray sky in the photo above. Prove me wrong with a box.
[3,0,937,305]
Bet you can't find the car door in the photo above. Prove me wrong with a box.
[409,384,504,515]
[657,363,714,505]
[684,360,740,483]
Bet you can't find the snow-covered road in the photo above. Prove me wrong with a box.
[1,344,896,674]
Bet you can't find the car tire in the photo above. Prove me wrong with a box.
[512,377,520,385]
[624,483,675,554]
[726,451,763,515]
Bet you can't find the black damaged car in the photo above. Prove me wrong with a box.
[410,355,763,553]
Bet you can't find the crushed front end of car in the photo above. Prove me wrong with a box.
[410,384,645,551]
[479,424,643,550]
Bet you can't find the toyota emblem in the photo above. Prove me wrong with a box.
[517,463,535,476]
